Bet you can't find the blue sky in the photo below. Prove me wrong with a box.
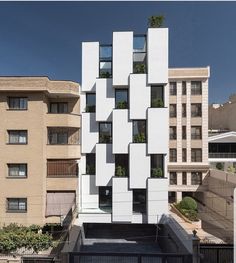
[0,2,235,103]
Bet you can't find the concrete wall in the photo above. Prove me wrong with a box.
[81,175,99,209]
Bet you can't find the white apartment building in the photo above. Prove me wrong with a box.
[78,28,169,224]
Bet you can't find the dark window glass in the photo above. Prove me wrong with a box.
[191,81,202,95]
[8,164,27,177]
[115,154,129,177]
[182,104,186,117]
[182,126,186,140]
[182,149,187,162]
[191,172,202,185]
[151,86,164,108]
[86,154,96,175]
[115,89,128,109]
[133,120,146,143]
[50,103,68,113]
[182,172,187,185]
[8,130,27,144]
[48,129,68,145]
[100,46,112,60]
[169,82,177,96]
[170,126,177,140]
[8,97,27,110]
[99,187,112,209]
[99,123,112,143]
[151,155,164,178]
[169,172,177,185]
[86,94,96,112]
[191,149,202,162]
[133,189,146,213]
[191,126,202,139]
[191,104,202,117]
[182,82,186,95]
[133,35,147,74]
[7,198,27,212]
[170,104,177,118]
[99,45,112,78]
[133,35,146,51]
[170,149,177,162]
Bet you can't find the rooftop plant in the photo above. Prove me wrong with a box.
[148,15,165,28]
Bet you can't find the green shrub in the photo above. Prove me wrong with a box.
[148,15,165,28]
[116,101,128,109]
[152,98,164,108]
[227,165,235,173]
[133,133,146,143]
[134,63,146,74]
[151,168,163,178]
[100,71,111,78]
[115,166,126,177]
[85,105,95,112]
[216,162,224,170]
[179,196,197,211]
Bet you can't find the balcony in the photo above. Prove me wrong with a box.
[47,160,78,178]
[47,144,80,159]
[46,113,80,128]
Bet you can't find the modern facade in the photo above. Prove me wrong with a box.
[0,77,80,227]
[79,28,169,224]
[168,67,210,203]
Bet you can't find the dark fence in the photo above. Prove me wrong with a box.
[68,251,192,263]
[200,244,233,263]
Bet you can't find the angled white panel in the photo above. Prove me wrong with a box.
[147,108,169,154]
[147,178,168,223]
[96,144,115,186]
[82,42,99,91]
[147,28,168,84]
[113,32,133,86]
[129,144,150,189]
[130,74,150,119]
[81,113,98,153]
[112,109,132,154]
[96,79,115,121]
[81,175,99,209]
[112,177,132,222]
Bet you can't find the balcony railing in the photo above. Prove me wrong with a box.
[209,152,236,158]
[47,160,78,178]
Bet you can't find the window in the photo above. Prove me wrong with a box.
[182,104,186,117]
[8,164,27,177]
[182,149,187,162]
[169,104,177,118]
[8,97,27,110]
[169,82,177,96]
[170,126,177,140]
[99,123,112,143]
[86,154,96,175]
[191,126,202,139]
[115,154,129,177]
[47,160,78,178]
[191,81,202,95]
[169,172,177,185]
[85,94,96,112]
[169,149,177,162]
[133,120,146,143]
[115,89,128,109]
[191,149,202,162]
[50,102,68,113]
[133,189,146,213]
[48,129,68,144]
[151,86,164,108]
[7,198,27,212]
[182,81,186,95]
[191,172,202,185]
[182,172,187,185]
[182,126,186,140]
[191,104,202,117]
[99,187,112,209]
[99,45,112,78]
[8,130,27,144]
[133,35,147,74]
[151,155,164,178]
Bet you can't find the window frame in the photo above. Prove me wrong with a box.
[169,82,177,96]
[182,149,187,162]
[191,103,202,117]
[169,126,177,140]
[7,164,27,178]
[85,93,96,112]
[191,126,202,140]
[182,172,187,185]
[8,130,28,145]
[191,172,202,185]
[49,102,68,114]
[182,104,186,117]
[99,186,112,209]
[6,198,27,213]
[99,122,112,144]
[191,149,202,162]
[169,149,177,162]
[191,81,202,95]
[115,89,129,109]
[182,81,187,95]
[169,172,177,185]
[133,120,147,143]
[8,97,28,110]
[169,104,177,118]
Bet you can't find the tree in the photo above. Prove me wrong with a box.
[148,15,165,28]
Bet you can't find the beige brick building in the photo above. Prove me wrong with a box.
[168,67,210,202]
[0,77,80,227]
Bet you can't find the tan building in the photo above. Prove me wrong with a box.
[0,77,80,227]
[168,67,210,202]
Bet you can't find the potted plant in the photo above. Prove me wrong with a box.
[100,71,111,78]
[148,15,165,28]
[86,164,95,175]
[133,132,146,143]
[116,101,128,109]
[152,98,164,108]
[115,165,126,177]
[85,105,96,112]
[151,168,163,178]
[134,63,146,74]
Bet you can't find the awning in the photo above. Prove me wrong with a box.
[46,192,75,217]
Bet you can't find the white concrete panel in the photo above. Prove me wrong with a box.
[96,144,115,186]
[112,177,132,222]
[147,178,168,224]
[82,42,99,92]
[112,110,132,153]
[77,213,112,224]
[96,79,115,121]
[81,113,98,153]
[129,144,150,189]
[147,108,169,154]
[112,32,133,86]
[81,175,99,209]
[130,74,150,119]
[147,28,168,84]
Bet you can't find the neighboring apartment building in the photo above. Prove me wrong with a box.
[168,67,210,203]
[79,28,169,224]
[0,77,80,227]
